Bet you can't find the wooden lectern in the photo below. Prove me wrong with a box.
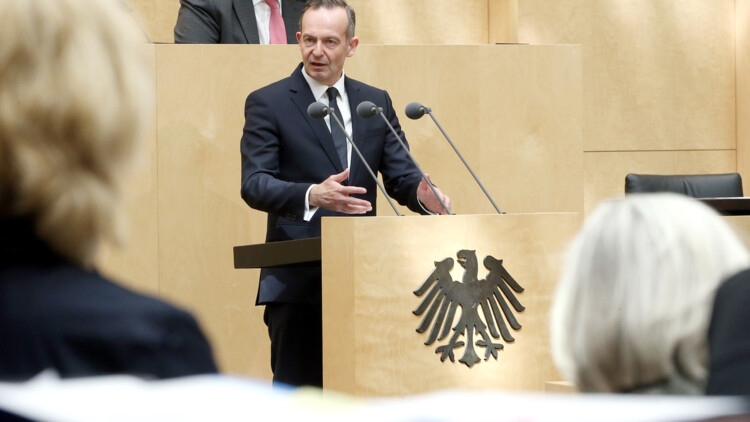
[235,213,580,396]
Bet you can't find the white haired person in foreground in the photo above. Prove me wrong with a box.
[0,0,217,379]
[550,193,750,394]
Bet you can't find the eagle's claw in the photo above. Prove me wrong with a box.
[436,341,464,362]
[477,339,504,360]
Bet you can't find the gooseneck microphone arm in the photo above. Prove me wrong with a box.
[356,101,452,216]
[306,102,401,216]
[405,102,504,215]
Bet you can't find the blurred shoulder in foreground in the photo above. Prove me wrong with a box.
[707,268,750,396]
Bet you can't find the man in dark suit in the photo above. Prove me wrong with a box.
[175,0,305,44]
[240,0,450,387]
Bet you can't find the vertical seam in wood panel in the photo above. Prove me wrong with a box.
[487,0,492,44]
[153,44,161,296]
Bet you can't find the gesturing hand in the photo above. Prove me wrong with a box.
[309,168,372,214]
[417,174,451,215]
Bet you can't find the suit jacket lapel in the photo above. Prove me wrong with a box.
[345,77,366,184]
[233,0,260,44]
[288,65,346,173]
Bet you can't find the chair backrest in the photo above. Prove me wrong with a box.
[624,173,744,198]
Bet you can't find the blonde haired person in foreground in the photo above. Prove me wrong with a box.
[0,0,217,379]
[550,193,750,394]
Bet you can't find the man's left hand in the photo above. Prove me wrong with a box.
[417,174,451,215]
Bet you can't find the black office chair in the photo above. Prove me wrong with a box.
[624,173,743,198]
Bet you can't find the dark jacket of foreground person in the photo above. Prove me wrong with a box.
[707,268,750,396]
[0,220,218,380]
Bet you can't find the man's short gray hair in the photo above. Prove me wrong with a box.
[300,0,356,41]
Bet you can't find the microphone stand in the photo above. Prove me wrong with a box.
[407,103,503,214]
[357,102,452,215]
[308,102,402,216]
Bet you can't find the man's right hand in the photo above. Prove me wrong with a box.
[309,168,372,214]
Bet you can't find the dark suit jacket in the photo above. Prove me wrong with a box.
[241,64,425,305]
[0,220,218,380]
[174,0,304,44]
[706,268,750,395]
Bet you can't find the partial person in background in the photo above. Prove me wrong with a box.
[175,0,305,44]
[706,268,750,395]
[0,0,217,379]
[550,193,750,394]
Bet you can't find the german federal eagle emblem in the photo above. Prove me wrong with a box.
[413,250,525,367]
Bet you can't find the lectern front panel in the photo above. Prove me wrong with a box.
[322,213,580,396]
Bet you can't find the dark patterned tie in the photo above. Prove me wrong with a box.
[327,87,348,169]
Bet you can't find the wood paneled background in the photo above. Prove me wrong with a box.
[101,1,748,387]
[518,0,739,213]
[738,0,750,191]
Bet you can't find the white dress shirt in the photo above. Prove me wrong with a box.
[301,69,352,220]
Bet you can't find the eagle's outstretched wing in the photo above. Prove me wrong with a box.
[477,256,525,343]
[413,258,461,346]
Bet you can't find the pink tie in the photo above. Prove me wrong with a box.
[265,0,286,44]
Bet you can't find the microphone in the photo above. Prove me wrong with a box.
[406,102,504,214]
[356,101,451,215]
[356,101,379,119]
[404,102,429,120]
[307,101,330,119]
[306,101,402,216]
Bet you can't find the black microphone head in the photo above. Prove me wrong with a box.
[307,102,329,119]
[356,101,379,119]
[405,102,428,120]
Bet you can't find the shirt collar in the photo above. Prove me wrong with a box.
[302,68,347,102]
[253,0,280,6]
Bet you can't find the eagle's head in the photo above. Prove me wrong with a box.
[456,250,477,269]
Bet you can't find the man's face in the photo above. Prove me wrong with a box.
[296,7,358,86]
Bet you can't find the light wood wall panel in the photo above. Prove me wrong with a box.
[738,0,750,193]
[476,46,582,213]
[122,0,515,44]
[349,0,488,44]
[518,0,736,152]
[352,45,583,215]
[149,44,581,379]
[122,0,179,44]
[584,150,737,214]
[98,45,160,297]
[489,0,519,44]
